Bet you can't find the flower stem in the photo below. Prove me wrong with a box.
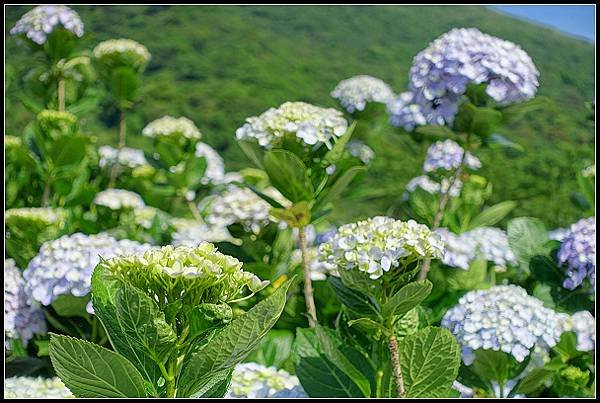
[108,108,127,188]
[388,334,405,398]
[41,176,52,206]
[299,227,317,327]
[58,78,65,112]
[417,148,467,281]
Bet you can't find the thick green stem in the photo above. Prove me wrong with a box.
[58,78,66,112]
[299,227,317,327]
[108,108,127,188]
[388,334,405,398]
[41,176,52,207]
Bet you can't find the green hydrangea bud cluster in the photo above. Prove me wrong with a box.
[93,38,151,73]
[97,243,269,308]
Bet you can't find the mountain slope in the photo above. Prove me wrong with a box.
[4,5,595,227]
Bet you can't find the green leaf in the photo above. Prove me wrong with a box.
[184,155,208,189]
[347,318,389,335]
[190,369,233,398]
[328,276,380,317]
[238,140,265,169]
[263,150,313,202]
[467,201,517,230]
[455,102,502,138]
[514,367,556,395]
[51,294,91,318]
[316,165,367,208]
[507,217,550,272]
[470,349,529,385]
[109,66,140,104]
[176,277,294,397]
[49,136,88,167]
[49,333,147,398]
[399,327,461,398]
[324,121,356,163]
[293,328,364,397]
[91,264,168,389]
[188,303,232,341]
[244,329,295,368]
[315,325,371,397]
[381,280,432,319]
[446,257,489,291]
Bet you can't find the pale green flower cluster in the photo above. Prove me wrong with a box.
[5,135,22,149]
[4,376,73,399]
[5,207,67,227]
[235,101,348,149]
[319,216,444,280]
[36,109,77,132]
[142,115,202,140]
[93,188,146,210]
[331,75,395,113]
[93,38,151,72]
[99,243,269,307]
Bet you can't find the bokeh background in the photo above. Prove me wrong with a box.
[5,5,595,228]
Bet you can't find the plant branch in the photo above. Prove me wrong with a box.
[299,227,318,327]
[388,334,405,398]
[108,108,127,188]
[58,78,66,112]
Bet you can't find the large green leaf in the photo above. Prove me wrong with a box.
[315,325,371,397]
[381,280,432,319]
[469,349,530,387]
[446,257,489,291]
[323,121,356,163]
[51,294,90,318]
[176,277,294,397]
[399,327,461,398]
[190,369,233,398]
[507,217,550,272]
[91,264,166,389]
[468,201,517,230]
[293,328,364,397]
[49,135,88,167]
[263,150,313,202]
[328,276,380,317]
[316,165,367,208]
[49,333,147,398]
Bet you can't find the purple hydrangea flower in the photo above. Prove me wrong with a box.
[557,217,595,291]
[423,139,481,172]
[10,5,84,45]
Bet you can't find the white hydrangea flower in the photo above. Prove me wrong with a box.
[581,164,595,178]
[204,186,273,233]
[195,142,226,185]
[222,171,244,184]
[98,145,148,169]
[93,188,146,210]
[404,175,463,198]
[235,101,348,149]
[423,139,481,172]
[93,38,151,71]
[464,227,517,269]
[568,311,595,352]
[23,233,153,306]
[170,218,232,247]
[4,377,73,399]
[347,140,376,164]
[549,227,569,242]
[291,247,338,281]
[5,259,46,348]
[331,75,395,113]
[10,5,84,45]
[442,285,568,364]
[226,362,307,398]
[435,228,478,270]
[5,207,67,226]
[142,115,202,140]
[319,216,444,280]
[133,206,169,230]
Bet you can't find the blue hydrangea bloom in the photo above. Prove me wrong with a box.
[557,217,595,291]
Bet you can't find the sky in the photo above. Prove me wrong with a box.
[490,5,595,42]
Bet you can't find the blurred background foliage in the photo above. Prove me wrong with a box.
[5,5,595,228]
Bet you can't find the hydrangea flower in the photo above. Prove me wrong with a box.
[5,207,67,227]
[4,377,73,399]
[464,227,517,268]
[568,311,595,352]
[581,164,595,178]
[408,28,539,126]
[142,115,202,140]
[404,175,463,198]
[291,247,338,281]
[557,217,596,291]
[203,186,273,233]
[347,140,376,164]
[98,145,148,169]
[98,243,269,307]
[132,206,170,230]
[93,188,146,210]
[37,109,78,132]
[331,75,395,113]
[319,216,444,280]
[387,91,427,131]
[235,101,348,149]
[226,362,307,398]
[93,39,151,72]
[5,135,22,149]
[23,233,153,306]
[170,218,232,247]
[549,227,569,242]
[435,228,477,270]
[423,139,481,172]
[5,259,46,348]
[442,285,568,364]
[195,142,226,185]
[10,5,84,45]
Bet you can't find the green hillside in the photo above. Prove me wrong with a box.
[4,5,595,227]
